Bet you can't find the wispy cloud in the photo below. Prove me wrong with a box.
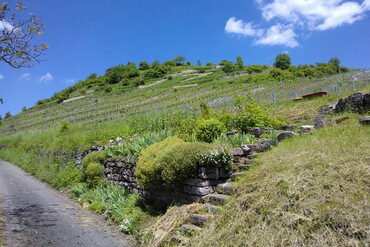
[0,74,3,80]
[64,78,77,84]
[225,0,370,47]
[19,73,31,82]
[38,73,53,83]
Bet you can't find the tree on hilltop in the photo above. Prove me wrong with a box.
[273,53,291,70]
[236,56,244,69]
[173,55,185,65]
[0,2,48,68]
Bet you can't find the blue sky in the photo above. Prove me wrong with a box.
[1,0,370,117]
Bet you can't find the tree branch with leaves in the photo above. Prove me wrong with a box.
[0,1,48,68]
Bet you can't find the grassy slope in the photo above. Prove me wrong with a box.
[187,117,370,246]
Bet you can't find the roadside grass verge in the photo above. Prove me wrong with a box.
[0,206,4,247]
[187,117,370,246]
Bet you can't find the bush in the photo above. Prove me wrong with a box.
[195,118,225,143]
[136,138,232,189]
[84,162,105,188]
[82,151,107,170]
[136,136,184,187]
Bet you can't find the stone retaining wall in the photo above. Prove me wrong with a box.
[103,158,231,209]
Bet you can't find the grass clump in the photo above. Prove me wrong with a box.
[214,133,257,147]
[187,118,370,246]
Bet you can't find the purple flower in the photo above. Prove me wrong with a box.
[231,122,236,127]
[105,196,110,200]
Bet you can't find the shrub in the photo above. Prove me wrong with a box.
[195,118,225,143]
[82,151,107,170]
[136,136,184,187]
[137,139,232,189]
[84,162,105,188]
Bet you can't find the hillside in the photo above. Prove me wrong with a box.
[0,61,368,135]
[0,59,369,246]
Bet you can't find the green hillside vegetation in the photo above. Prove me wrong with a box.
[0,55,369,240]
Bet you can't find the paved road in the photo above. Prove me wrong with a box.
[0,160,138,247]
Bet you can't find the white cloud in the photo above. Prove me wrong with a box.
[260,0,370,31]
[38,73,53,83]
[255,24,299,47]
[225,17,263,36]
[64,78,76,84]
[19,73,31,82]
[226,0,370,47]
[225,17,298,47]
[0,74,3,80]
[0,20,14,31]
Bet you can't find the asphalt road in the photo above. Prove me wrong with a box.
[0,160,138,247]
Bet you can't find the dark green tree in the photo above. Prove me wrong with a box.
[173,55,185,65]
[222,61,237,73]
[139,61,150,70]
[4,111,11,119]
[328,57,340,73]
[236,56,244,69]
[197,60,202,66]
[86,73,97,80]
[273,53,291,70]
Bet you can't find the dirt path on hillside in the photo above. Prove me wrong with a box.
[0,160,138,247]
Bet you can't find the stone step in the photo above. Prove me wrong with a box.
[202,194,230,205]
[203,204,221,215]
[169,235,188,244]
[231,172,246,180]
[247,153,259,159]
[189,214,209,227]
[216,182,234,195]
[181,224,201,236]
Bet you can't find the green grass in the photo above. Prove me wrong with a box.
[187,117,370,246]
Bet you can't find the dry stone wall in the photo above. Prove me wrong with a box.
[103,157,231,209]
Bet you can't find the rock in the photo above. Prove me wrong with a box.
[246,144,258,152]
[359,116,370,125]
[240,145,252,156]
[197,167,219,179]
[181,224,200,236]
[280,124,295,131]
[183,185,215,196]
[299,125,315,134]
[202,194,229,205]
[334,93,370,113]
[225,130,239,137]
[313,114,327,129]
[247,127,264,137]
[216,183,234,195]
[189,214,209,227]
[277,131,296,142]
[170,235,187,243]
[256,139,273,152]
[203,204,220,215]
[237,164,252,171]
[183,178,217,187]
[232,148,244,156]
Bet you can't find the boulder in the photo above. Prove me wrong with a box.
[359,116,370,125]
[232,148,244,156]
[334,93,370,113]
[300,125,315,134]
[277,131,296,142]
[280,124,295,131]
[247,127,263,138]
[240,145,252,156]
[256,139,273,152]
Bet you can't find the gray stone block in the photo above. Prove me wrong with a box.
[183,185,215,196]
[216,183,234,195]
[359,116,370,125]
[189,214,209,227]
[202,194,229,205]
[198,167,219,179]
[277,131,296,142]
[232,148,244,156]
[300,125,315,134]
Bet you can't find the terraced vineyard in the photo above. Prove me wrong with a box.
[1,67,369,134]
